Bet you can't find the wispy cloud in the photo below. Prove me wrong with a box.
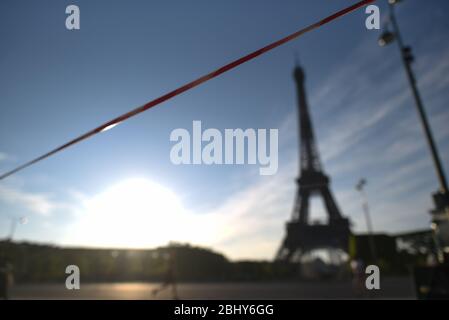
[0,184,78,217]
[0,152,9,163]
[0,184,55,216]
[205,159,296,259]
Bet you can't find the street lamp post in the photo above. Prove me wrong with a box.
[378,0,449,263]
[356,179,377,263]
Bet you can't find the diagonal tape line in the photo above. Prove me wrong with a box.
[0,0,375,180]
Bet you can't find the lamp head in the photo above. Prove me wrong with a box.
[356,178,367,191]
[378,30,395,47]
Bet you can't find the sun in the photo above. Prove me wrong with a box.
[64,178,217,248]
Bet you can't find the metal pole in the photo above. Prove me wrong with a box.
[388,4,449,194]
[362,193,377,262]
[8,219,17,242]
[359,188,377,263]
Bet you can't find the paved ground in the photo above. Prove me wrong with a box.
[10,277,416,300]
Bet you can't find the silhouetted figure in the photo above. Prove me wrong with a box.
[152,251,178,300]
[350,258,365,297]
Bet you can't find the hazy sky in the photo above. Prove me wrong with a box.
[1,0,448,260]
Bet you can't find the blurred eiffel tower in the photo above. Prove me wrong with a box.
[276,64,351,261]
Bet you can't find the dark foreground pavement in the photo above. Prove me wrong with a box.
[9,277,416,300]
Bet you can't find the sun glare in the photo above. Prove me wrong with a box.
[64,178,218,248]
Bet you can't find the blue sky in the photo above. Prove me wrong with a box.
[0,0,448,259]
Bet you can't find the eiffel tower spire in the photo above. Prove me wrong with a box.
[294,66,323,173]
[276,64,351,262]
